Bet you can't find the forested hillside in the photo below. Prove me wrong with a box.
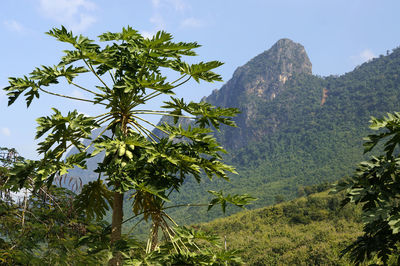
[199,189,364,265]
[162,41,400,226]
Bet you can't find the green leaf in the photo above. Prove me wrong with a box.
[207,190,257,213]
[74,180,113,220]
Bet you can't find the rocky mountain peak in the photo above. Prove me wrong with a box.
[203,39,313,149]
[267,38,312,75]
[206,39,312,109]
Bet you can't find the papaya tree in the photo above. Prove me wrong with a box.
[3,26,251,265]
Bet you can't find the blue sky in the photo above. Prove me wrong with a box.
[1,0,400,159]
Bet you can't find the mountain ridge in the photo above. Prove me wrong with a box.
[164,40,400,225]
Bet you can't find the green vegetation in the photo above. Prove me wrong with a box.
[0,147,110,264]
[3,30,400,264]
[164,46,400,227]
[2,26,252,265]
[337,112,400,264]
[63,41,400,236]
[199,189,363,265]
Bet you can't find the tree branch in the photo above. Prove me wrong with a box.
[71,82,102,96]
[38,87,104,105]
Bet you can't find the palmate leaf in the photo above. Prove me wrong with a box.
[207,190,257,213]
[46,26,78,45]
[65,152,90,170]
[143,30,173,46]
[135,73,174,94]
[364,113,400,156]
[145,128,235,182]
[4,64,89,107]
[31,65,89,84]
[161,97,186,123]
[168,60,223,82]
[59,50,83,65]
[142,30,200,57]
[159,123,213,142]
[162,97,239,129]
[200,158,237,180]
[148,42,199,57]
[188,61,224,82]
[173,226,220,246]
[5,76,39,107]
[5,154,87,192]
[74,180,113,221]
[98,26,142,42]
[36,108,99,156]
[47,26,100,52]
[192,104,239,130]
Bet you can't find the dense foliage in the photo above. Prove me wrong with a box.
[199,189,364,265]
[337,112,400,265]
[0,147,109,265]
[2,26,254,265]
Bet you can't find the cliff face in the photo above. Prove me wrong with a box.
[205,38,312,148]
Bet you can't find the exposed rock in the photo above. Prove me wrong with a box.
[205,38,312,148]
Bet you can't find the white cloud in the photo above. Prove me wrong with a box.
[168,0,186,11]
[359,49,375,62]
[351,49,376,65]
[38,0,97,32]
[180,18,204,29]
[75,13,96,32]
[150,0,186,11]
[143,0,193,38]
[151,0,161,8]
[1,127,11,137]
[3,20,24,32]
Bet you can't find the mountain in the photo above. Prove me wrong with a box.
[163,40,400,225]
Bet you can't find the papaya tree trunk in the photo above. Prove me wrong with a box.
[109,191,124,266]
